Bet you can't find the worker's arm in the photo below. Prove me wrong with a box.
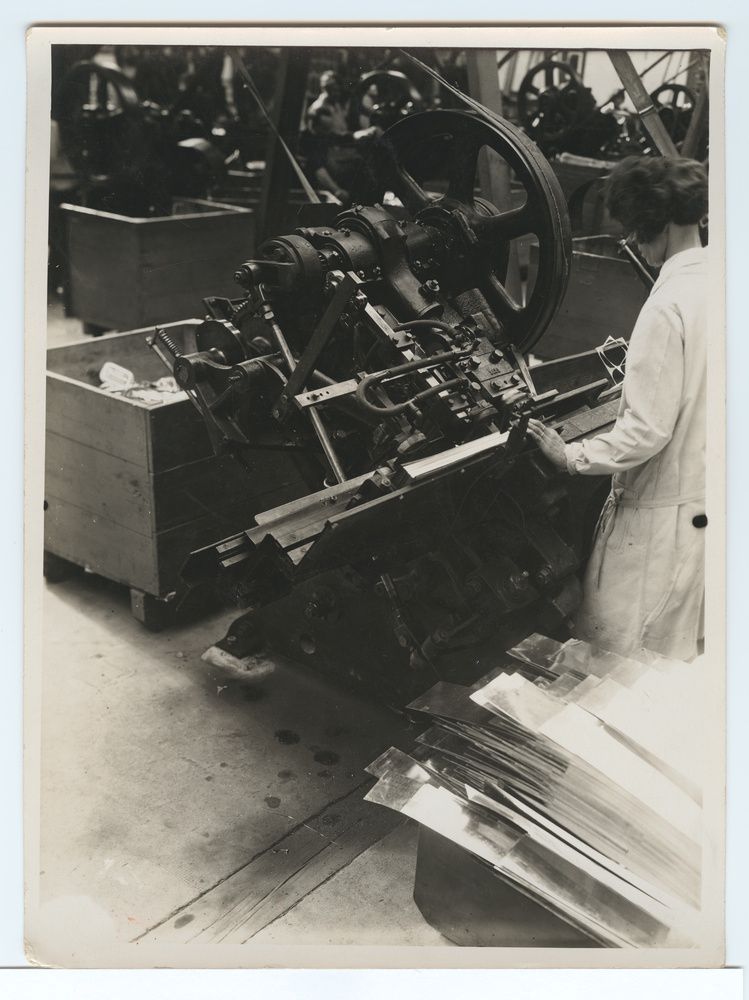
[312,165,348,203]
[308,104,340,136]
[529,301,685,476]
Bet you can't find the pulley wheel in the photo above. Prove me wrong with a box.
[650,83,696,146]
[517,59,591,150]
[350,69,424,131]
[56,61,150,187]
[195,318,246,365]
[365,108,571,353]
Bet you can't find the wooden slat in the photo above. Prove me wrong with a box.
[143,785,403,944]
[43,488,298,599]
[45,432,154,536]
[46,434,300,539]
[138,212,255,309]
[46,375,149,468]
[44,495,159,594]
[146,401,218,471]
[152,452,308,532]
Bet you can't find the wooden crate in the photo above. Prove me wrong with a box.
[529,235,650,360]
[44,321,310,622]
[61,198,255,331]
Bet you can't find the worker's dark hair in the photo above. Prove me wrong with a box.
[604,155,708,243]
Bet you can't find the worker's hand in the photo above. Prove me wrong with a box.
[527,419,568,472]
[353,125,383,141]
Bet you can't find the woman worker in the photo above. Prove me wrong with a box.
[528,155,708,661]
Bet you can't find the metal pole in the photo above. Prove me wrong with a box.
[607,50,679,157]
[681,54,710,160]
[256,48,311,240]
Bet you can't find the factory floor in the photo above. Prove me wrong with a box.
[37,298,450,953]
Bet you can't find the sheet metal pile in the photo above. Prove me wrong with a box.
[366,633,704,947]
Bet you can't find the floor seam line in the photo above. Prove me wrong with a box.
[193,841,334,942]
[131,776,373,941]
[243,816,408,941]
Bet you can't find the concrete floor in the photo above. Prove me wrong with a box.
[40,571,446,949]
[46,294,86,348]
[37,296,450,954]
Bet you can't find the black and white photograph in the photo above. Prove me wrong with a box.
[23,24,725,968]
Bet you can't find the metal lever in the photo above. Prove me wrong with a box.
[147,328,250,452]
[255,284,347,484]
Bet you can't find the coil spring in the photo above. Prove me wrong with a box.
[229,297,261,325]
[156,328,183,358]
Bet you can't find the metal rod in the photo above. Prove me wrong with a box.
[307,408,347,484]
[278,272,358,409]
[260,292,346,484]
[617,239,656,289]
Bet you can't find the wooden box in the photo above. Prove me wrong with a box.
[45,321,309,620]
[210,172,327,239]
[529,235,649,360]
[61,198,255,331]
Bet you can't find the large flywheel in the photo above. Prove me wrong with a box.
[363,108,572,353]
[650,83,696,146]
[56,61,151,190]
[517,59,592,151]
[349,69,424,131]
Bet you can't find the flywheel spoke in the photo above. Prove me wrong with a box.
[446,136,481,203]
[390,162,432,210]
[479,203,538,241]
[481,271,522,325]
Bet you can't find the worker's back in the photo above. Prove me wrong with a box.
[613,245,707,506]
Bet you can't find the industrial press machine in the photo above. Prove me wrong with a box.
[151,103,628,701]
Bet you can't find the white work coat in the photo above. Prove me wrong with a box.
[564,246,707,661]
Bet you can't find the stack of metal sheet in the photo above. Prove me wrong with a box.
[365,634,704,948]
